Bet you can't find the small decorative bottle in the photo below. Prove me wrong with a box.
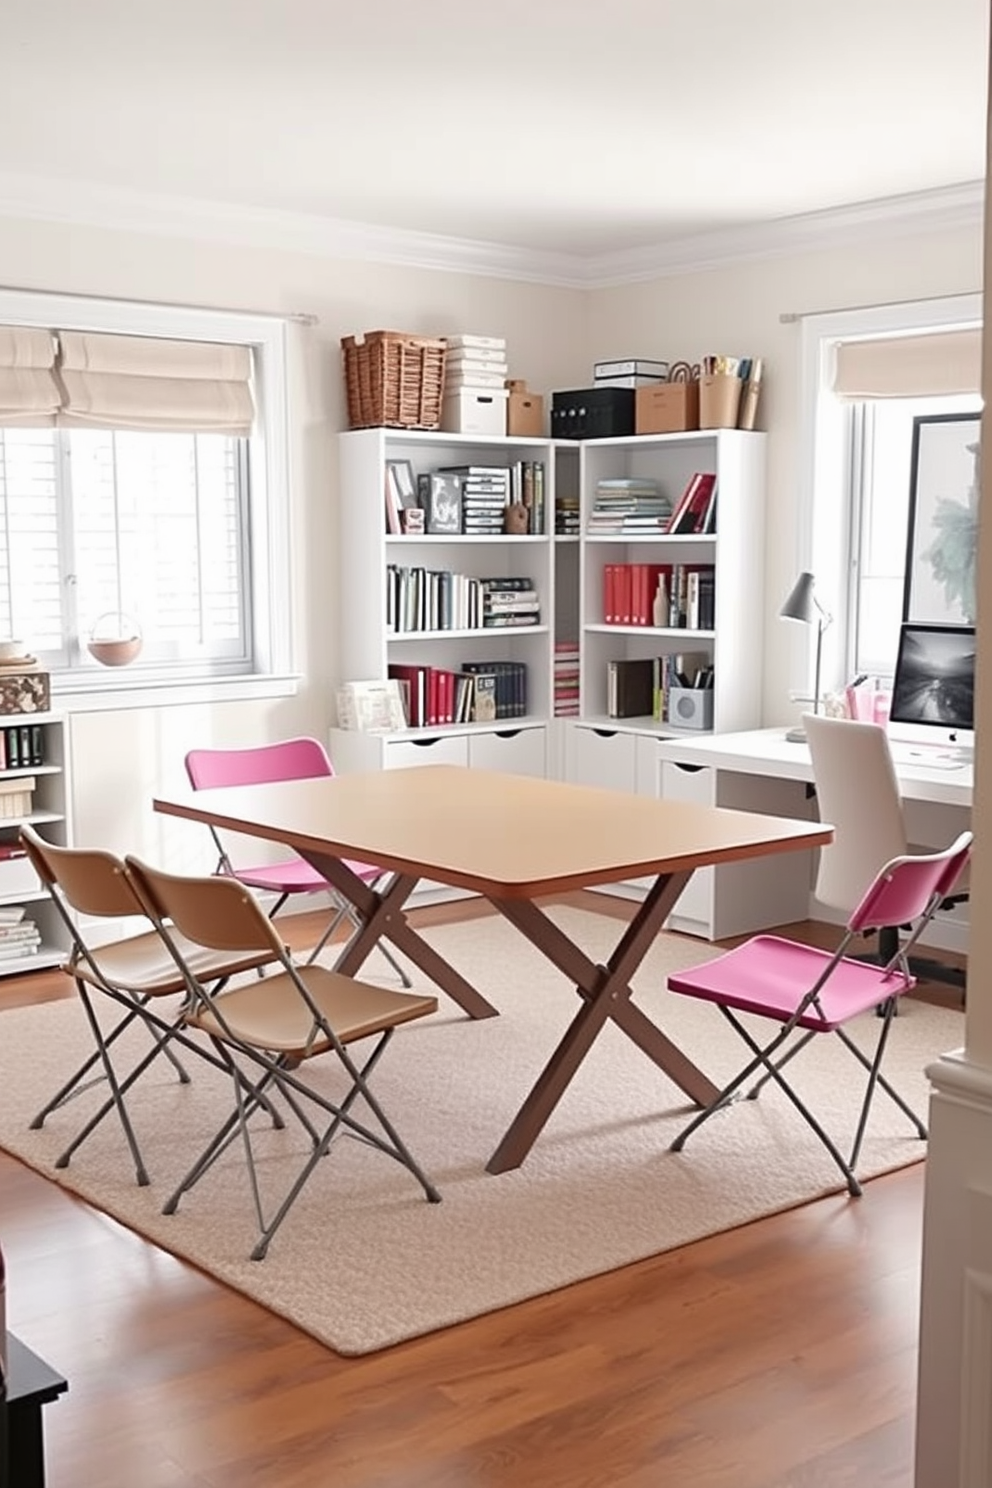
[652,573,668,629]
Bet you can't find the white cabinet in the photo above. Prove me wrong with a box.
[0,712,71,975]
[338,428,558,754]
[330,721,547,777]
[571,428,765,751]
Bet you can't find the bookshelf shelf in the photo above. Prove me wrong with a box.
[0,712,71,978]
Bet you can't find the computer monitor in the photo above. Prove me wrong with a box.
[889,622,975,748]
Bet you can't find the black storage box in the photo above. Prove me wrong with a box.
[551,387,636,440]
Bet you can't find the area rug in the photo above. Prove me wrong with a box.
[0,907,963,1355]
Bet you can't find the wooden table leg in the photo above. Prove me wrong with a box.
[485,873,720,1173]
[295,850,499,1020]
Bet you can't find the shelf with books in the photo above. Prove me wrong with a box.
[338,428,559,775]
[0,712,71,976]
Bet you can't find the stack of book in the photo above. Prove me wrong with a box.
[587,478,672,535]
[0,904,41,960]
[437,464,511,535]
[444,335,508,394]
[555,493,580,535]
[554,641,580,716]
[481,577,540,628]
[592,357,670,390]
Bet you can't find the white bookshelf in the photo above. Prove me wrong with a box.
[0,712,71,975]
[334,428,560,778]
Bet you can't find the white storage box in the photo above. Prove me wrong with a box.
[441,388,508,437]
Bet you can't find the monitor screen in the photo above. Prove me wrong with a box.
[889,623,975,733]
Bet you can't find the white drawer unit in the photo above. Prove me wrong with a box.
[468,726,546,777]
[659,755,815,939]
[564,723,639,794]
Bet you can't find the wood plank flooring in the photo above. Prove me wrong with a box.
[0,892,951,1488]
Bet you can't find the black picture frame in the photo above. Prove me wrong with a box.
[386,459,419,509]
[903,412,981,625]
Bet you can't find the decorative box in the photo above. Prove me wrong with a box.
[0,669,50,716]
[551,387,635,440]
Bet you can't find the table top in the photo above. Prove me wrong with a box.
[155,765,831,899]
[654,727,973,809]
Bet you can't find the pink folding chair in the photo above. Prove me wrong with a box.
[667,831,972,1196]
[184,737,411,984]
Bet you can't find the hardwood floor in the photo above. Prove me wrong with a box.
[0,893,951,1488]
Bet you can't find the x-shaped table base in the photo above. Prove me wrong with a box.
[298,847,719,1173]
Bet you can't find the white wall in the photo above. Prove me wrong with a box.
[587,226,983,721]
[0,212,589,862]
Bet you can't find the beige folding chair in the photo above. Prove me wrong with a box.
[125,855,441,1260]
[21,825,282,1185]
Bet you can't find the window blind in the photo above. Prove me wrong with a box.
[56,332,255,432]
[832,328,982,399]
[0,326,61,426]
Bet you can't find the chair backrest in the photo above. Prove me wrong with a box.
[126,855,287,960]
[183,737,334,873]
[20,823,146,920]
[184,737,334,791]
[849,831,973,939]
[803,713,908,913]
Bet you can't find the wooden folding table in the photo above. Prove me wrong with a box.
[154,766,830,1173]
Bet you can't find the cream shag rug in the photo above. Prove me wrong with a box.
[0,908,963,1355]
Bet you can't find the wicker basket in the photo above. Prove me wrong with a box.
[341,331,448,430]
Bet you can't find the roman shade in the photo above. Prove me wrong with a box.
[0,326,61,426]
[57,332,255,432]
[832,328,981,399]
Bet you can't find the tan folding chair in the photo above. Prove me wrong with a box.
[125,855,441,1260]
[21,825,282,1185]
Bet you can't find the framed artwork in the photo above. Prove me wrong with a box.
[386,459,419,509]
[903,412,981,624]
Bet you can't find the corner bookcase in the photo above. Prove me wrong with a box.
[0,711,71,975]
[333,427,766,796]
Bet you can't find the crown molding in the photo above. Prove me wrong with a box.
[0,171,983,292]
[582,181,986,287]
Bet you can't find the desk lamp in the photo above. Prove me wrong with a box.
[780,571,831,742]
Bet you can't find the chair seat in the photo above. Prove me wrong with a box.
[668,935,914,1031]
[188,965,438,1054]
[68,929,274,997]
[228,856,386,894]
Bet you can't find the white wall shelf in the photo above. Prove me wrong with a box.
[0,712,71,976]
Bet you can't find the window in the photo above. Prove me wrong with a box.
[849,392,982,678]
[797,294,982,700]
[0,426,250,673]
[0,291,293,699]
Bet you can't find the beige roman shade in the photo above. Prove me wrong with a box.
[0,326,61,425]
[56,331,255,432]
[832,328,981,399]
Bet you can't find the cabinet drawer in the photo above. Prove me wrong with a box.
[468,727,546,777]
[566,725,637,793]
[381,735,469,770]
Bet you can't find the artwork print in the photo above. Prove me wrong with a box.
[903,413,981,624]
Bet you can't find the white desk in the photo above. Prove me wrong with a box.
[653,727,972,943]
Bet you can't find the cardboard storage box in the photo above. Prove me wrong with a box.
[507,387,545,437]
[441,388,508,437]
[699,373,743,429]
[635,381,700,435]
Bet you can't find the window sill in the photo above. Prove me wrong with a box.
[52,671,303,713]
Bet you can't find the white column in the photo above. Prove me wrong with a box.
[913,36,992,1486]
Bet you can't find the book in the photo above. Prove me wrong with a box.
[607,659,655,719]
[336,679,407,733]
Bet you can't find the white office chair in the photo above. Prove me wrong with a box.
[803,713,967,992]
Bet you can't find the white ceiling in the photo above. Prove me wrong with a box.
[0,0,988,274]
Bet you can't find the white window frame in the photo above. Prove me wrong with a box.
[0,288,297,711]
[796,291,983,702]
